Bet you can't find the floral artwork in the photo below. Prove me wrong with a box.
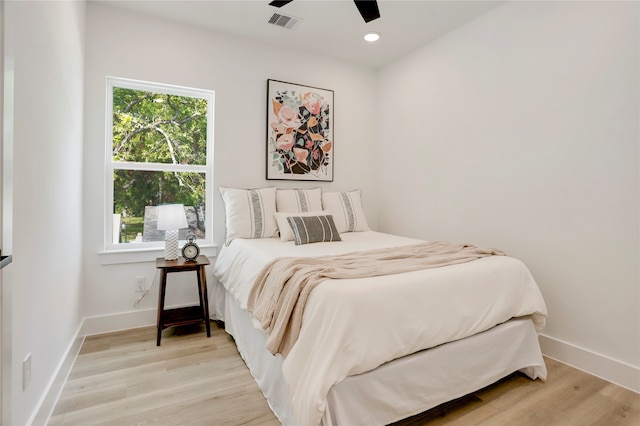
[267,80,334,181]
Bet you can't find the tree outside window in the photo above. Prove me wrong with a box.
[106,78,214,248]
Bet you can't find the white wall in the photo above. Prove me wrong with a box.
[81,3,378,331]
[377,1,639,389]
[4,0,86,424]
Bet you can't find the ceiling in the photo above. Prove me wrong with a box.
[104,0,507,68]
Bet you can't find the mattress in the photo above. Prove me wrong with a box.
[212,231,548,425]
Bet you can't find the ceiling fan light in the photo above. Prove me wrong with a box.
[364,32,380,42]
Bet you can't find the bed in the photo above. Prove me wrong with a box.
[211,187,548,426]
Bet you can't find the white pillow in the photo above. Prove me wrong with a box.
[287,214,342,245]
[321,190,370,233]
[219,187,278,245]
[274,210,330,242]
[276,188,323,213]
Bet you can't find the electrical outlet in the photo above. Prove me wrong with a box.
[23,354,31,391]
[135,276,145,292]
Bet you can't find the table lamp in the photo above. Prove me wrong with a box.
[157,204,188,260]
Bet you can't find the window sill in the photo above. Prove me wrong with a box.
[99,245,218,265]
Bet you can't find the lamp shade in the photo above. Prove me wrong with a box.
[156,204,188,231]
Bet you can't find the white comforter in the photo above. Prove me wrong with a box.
[213,231,547,426]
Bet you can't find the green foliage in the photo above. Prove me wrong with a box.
[113,170,205,217]
[112,88,207,165]
[112,87,208,218]
[119,216,143,243]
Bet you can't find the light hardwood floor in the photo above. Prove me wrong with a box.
[48,322,640,426]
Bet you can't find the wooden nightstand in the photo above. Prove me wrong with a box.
[155,255,211,346]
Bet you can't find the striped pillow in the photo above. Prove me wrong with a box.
[286,215,342,245]
[276,188,323,213]
[219,187,278,245]
[274,210,330,242]
[321,190,370,233]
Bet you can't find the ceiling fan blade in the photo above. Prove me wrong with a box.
[353,0,380,23]
[269,0,294,7]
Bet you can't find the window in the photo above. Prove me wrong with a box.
[105,77,214,251]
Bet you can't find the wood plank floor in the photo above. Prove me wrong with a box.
[48,322,640,426]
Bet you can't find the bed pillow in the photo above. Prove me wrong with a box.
[274,210,330,242]
[276,188,323,213]
[219,186,278,245]
[321,190,370,233]
[286,214,342,245]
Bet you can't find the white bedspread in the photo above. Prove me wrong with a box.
[213,231,548,426]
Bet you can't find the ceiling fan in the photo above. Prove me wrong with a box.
[269,0,381,23]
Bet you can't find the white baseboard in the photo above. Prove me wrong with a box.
[29,324,84,426]
[80,308,157,336]
[539,334,640,394]
[81,302,219,336]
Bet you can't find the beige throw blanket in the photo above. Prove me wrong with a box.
[247,241,506,357]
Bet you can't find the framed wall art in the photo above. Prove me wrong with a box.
[266,79,334,181]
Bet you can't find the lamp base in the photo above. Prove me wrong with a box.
[164,230,180,260]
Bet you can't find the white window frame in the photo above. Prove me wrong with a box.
[103,76,215,255]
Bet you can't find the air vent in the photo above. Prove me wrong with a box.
[268,12,301,30]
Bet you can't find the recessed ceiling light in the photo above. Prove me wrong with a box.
[364,32,381,42]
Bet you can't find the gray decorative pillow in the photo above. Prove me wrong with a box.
[286,215,342,245]
[274,210,330,242]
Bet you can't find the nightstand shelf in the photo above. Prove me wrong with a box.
[161,306,205,327]
[155,255,211,346]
